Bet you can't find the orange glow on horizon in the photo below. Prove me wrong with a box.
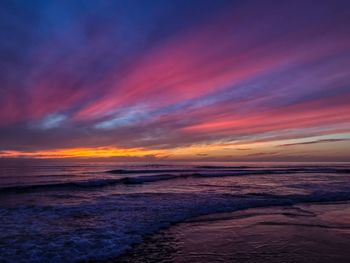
[0,133,349,160]
[0,147,166,159]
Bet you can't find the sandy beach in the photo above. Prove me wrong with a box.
[115,201,350,263]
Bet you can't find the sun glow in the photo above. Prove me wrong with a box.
[0,147,166,159]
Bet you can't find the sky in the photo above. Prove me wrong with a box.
[0,0,350,161]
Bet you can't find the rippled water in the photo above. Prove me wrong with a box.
[117,202,350,263]
[0,160,349,262]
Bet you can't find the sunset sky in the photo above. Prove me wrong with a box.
[0,0,350,161]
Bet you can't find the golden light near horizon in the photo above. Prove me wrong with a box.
[0,147,167,159]
[1,133,349,160]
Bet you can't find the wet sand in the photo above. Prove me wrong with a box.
[114,202,350,263]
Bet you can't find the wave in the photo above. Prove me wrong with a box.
[0,178,124,193]
[107,169,201,174]
[1,190,350,263]
[2,167,350,193]
[107,167,350,174]
[0,174,188,193]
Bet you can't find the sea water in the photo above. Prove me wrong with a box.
[0,160,349,262]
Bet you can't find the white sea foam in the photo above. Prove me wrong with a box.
[0,163,350,262]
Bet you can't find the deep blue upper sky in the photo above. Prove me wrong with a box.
[0,0,350,161]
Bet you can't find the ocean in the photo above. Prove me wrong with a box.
[0,161,349,262]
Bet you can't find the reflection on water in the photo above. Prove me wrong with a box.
[116,202,350,263]
[0,161,350,262]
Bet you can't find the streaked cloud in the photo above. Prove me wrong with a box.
[0,0,349,161]
[279,139,350,147]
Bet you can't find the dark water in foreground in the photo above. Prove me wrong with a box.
[0,161,350,262]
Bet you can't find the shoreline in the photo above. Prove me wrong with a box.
[110,201,350,263]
